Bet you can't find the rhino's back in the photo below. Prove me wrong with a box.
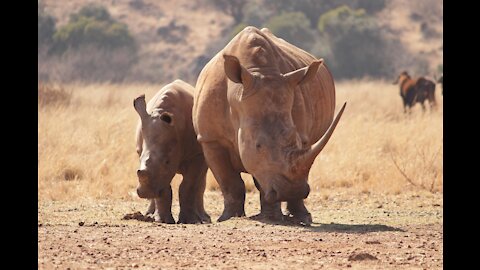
[147,79,194,116]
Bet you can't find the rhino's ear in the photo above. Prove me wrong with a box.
[134,94,149,122]
[159,112,174,125]
[284,59,324,87]
[223,54,254,89]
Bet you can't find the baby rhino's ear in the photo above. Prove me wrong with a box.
[134,94,149,122]
[159,112,174,125]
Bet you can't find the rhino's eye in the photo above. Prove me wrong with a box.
[256,144,261,150]
[160,113,172,124]
[165,160,170,165]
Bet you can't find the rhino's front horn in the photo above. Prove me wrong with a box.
[292,102,347,176]
[134,94,149,122]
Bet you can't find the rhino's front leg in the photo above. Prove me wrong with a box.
[286,199,312,226]
[201,142,246,222]
[251,177,283,221]
[178,155,211,224]
[145,199,156,216]
[152,186,175,224]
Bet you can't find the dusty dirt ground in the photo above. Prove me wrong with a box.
[38,190,442,269]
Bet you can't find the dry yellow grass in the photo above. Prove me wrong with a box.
[38,80,442,201]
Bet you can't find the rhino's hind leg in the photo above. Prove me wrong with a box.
[153,187,175,224]
[286,199,312,226]
[178,156,212,224]
[250,177,284,222]
[202,142,246,222]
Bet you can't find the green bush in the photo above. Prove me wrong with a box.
[38,9,56,46]
[264,0,386,28]
[264,12,315,51]
[355,0,387,14]
[317,5,394,79]
[51,4,135,54]
[70,4,111,22]
[318,5,367,34]
[40,4,138,82]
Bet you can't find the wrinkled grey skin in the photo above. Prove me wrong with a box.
[134,79,211,224]
[193,26,346,225]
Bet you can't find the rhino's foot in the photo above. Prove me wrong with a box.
[286,200,313,226]
[152,211,175,224]
[285,211,312,226]
[178,210,211,224]
[217,208,245,222]
[251,201,284,223]
[199,211,212,224]
[250,211,285,223]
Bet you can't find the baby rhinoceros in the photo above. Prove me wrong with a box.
[133,79,211,224]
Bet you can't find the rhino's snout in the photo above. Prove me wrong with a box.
[136,169,156,198]
[136,186,156,199]
[137,169,149,182]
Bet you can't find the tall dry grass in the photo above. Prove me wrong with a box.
[310,79,443,195]
[38,80,442,201]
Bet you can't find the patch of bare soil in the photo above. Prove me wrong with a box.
[38,190,442,269]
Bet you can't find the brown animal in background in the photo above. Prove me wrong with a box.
[393,71,436,113]
[134,79,210,224]
[193,26,346,225]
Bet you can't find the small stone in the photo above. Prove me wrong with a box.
[348,253,378,261]
[78,222,85,226]
[366,240,381,244]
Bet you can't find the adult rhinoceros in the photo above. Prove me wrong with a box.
[193,26,346,225]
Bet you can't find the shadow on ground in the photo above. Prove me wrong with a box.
[247,215,405,233]
[120,211,405,233]
[307,222,405,233]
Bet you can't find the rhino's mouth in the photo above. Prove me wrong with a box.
[260,175,310,203]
